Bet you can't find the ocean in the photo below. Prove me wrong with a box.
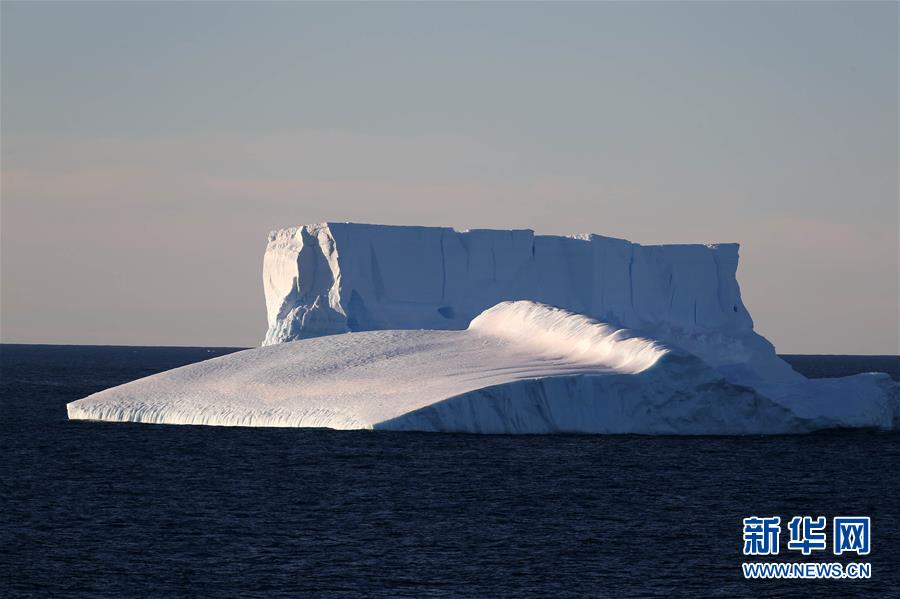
[2,345,898,597]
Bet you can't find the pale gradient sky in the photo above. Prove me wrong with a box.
[1,1,898,353]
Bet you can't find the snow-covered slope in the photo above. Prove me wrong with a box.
[262,222,797,385]
[67,302,898,434]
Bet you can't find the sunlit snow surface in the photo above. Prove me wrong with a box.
[67,302,898,434]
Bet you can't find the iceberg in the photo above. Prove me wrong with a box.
[67,223,898,434]
[262,223,797,385]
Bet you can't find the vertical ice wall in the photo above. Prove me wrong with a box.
[262,222,798,383]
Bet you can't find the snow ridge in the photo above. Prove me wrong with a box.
[469,301,671,374]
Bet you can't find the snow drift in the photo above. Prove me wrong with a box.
[67,301,898,434]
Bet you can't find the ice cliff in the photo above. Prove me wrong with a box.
[263,222,794,384]
[67,222,899,433]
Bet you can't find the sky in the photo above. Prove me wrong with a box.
[1,1,897,353]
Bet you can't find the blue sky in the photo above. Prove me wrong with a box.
[2,1,897,352]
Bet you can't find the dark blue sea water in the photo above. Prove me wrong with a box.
[2,345,898,597]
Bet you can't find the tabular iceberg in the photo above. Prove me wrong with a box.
[262,223,796,385]
[67,223,899,434]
